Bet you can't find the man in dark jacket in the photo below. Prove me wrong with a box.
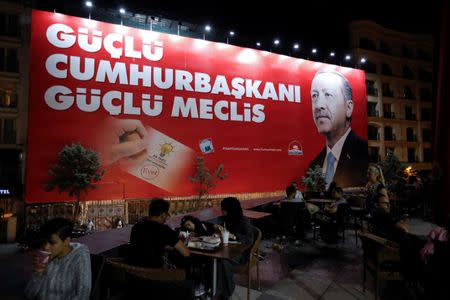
[308,70,368,188]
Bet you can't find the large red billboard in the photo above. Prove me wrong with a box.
[26,10,367,203]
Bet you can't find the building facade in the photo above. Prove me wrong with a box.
[0,0,30,203]
[350,20,433,172]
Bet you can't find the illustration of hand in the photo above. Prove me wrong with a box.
[99,118,149,167]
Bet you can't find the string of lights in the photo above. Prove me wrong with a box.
[55,1,368,68]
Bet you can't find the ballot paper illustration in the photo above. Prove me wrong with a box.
[127,127,196,192]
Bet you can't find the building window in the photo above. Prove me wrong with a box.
[406,127,416,142]
[381,63,393,76]
[359,37,376,51]
[384,126,394,141]
[366,80,378,96]
[379,41,392,55]
[383,103,395,119]
[423,148,432,162]
[422,128,431,143]
[0,82,18,108]
[0,13,20,37]
[407,148,416,163]
[360,60,377,73]
[369,147,380,162]
[405,106,416,120]
[419,68,432,82]
[0,48,19,72]
[417,49,432,61]
[421,108,432,121]
[1,118,16,144]
[403,86,415,100]
[402,45,413,59]
[368,125,379,140]
[367,102,378,117]
[403,66,414,80]
[420,88,432,102]
[382,82,394,97]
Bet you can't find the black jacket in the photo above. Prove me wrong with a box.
[308,130,368,187]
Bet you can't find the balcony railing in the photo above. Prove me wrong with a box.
[382,90,394,97]
[402,93,416,100]
[383,111,395,119]
[368,110,379,117]
[367,87,378,96]
[1,130,16,144]
[405,114,417,121]
[407,135,418,142]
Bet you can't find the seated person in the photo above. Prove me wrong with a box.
[283,184,320,216]
[290,181,304,201]
[216,197,253,244]
[25,218,91,300]
[215,197,254,299]
[180,215,215,237]
[365,165,388,215]
[128,198,190,268]
[324,181,337,199]
[282,185,301,202]
[315,187,348,242]
[369,193,408,244]
[281,185,311,235]
[324,187,348,214]
[420,216,449,264]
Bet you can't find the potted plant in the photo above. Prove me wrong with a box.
[190,156,227,208]
[301,165,326,199]
[378,150,404,186]
[45,143,105,225]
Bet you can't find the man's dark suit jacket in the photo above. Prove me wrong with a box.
[308,130,368,187]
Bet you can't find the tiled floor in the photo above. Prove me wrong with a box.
[1,229,423,300]
[231,230,420,300]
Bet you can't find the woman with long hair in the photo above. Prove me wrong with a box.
[217,197,253,244]
[216,197,254,299]
[366,164,388,214]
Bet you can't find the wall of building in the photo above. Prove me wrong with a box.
[350,20,433,172]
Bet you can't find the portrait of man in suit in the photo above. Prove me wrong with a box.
[308,70,368,188]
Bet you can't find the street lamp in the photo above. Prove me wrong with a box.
[227,31,235,44]
[85,1,93,19]
[203,25,211,40]
[119,8,125,26]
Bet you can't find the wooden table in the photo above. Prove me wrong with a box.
[307,198,334,204]
[242,209,272,220]
[190,242,251,296]
[307,198,334,209]
[406,218,439,238]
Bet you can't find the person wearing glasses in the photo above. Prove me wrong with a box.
[369,193,408,243]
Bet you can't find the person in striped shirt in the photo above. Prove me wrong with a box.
[25,218,91,300]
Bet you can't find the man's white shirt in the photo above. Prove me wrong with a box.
[322,127,351,182]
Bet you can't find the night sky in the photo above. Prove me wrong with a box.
[43,0,442,57]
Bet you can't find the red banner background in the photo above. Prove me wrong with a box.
[25,10,367,203]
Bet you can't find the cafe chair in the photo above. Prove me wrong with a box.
[425,240,450,299]
[279,201,306,238]
[359,231,402,300]
[234,226,262,300]
[347,195,366,245]
[90,254,105,300]
[104,257,191,300]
